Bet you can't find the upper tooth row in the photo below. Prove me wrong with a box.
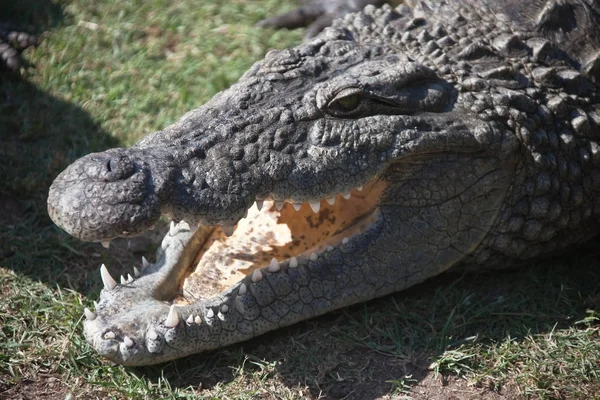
[219,191,360,236]
[100,189,363,249]
[257,188,360,213]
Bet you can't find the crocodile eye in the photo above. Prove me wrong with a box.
[325,88,363,116]
[334,94,360,110]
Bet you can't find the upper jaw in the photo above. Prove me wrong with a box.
[47,110,477,244]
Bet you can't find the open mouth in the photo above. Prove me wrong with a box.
[84,173,391,365]
[175,176,387,304]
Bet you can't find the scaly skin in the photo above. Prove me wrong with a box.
[48,0,600,365]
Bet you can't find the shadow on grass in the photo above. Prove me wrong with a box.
[130,240,599,398]
[0,0,120,288]
[0,75,119,281]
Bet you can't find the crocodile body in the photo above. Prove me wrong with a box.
[48,0,600,366]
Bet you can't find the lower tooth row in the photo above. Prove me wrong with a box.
[93,239,341,297]
[98,252,153,292]
[87,227,355,348]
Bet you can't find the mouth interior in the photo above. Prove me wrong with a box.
[175,177,387,303]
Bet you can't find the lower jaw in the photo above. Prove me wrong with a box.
[87,208,386,366]
[85,179,388,365]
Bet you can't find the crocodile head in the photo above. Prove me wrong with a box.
[47,3,599,365]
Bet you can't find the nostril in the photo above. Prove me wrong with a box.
[89,152,136,181]
[108,158,123,173]
[104,157,132,177]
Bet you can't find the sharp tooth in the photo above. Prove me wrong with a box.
[357,186,363,191]
[310,252,318,261]
[120,275,127,285]
[123,336,135,347]
[84,307,96,321]
[194,315,202,324]
[309,201,321,213]
[275,201,284,211]
[164,305,180,328]
[206,309,214,318]
[133,267,141,278]
[93,301,100,310]
[179,220,191,231]
[222,225,235,237]
[217,312,225,321]
[221,304,229,313]
[256,200,263,211]
[186,314,194,324]
[147,330,158,340]
[327,246,334,252]
[243,209,249,219]
[268,258,281,272]
[342,193,351,200]
[239,283,247,295]
[342,237,350,245]
[127,274,134,283]
[101,241,110,249]
[293,202,302,211]
[100,264,117,291]
[142,256,150,270]
[251,269,263,282]
[104,331,115,340]
[326,197,336,205]
[169,221,177,236]
[289,257,298,268]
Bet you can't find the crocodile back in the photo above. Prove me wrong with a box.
[412,0,600,82]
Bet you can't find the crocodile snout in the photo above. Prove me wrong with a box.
[48,149,166,242]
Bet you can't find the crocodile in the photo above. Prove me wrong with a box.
[47,0,600,366]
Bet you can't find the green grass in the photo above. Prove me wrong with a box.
[1,1,599,399]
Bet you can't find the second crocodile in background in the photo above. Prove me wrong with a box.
[47,0,600,365]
